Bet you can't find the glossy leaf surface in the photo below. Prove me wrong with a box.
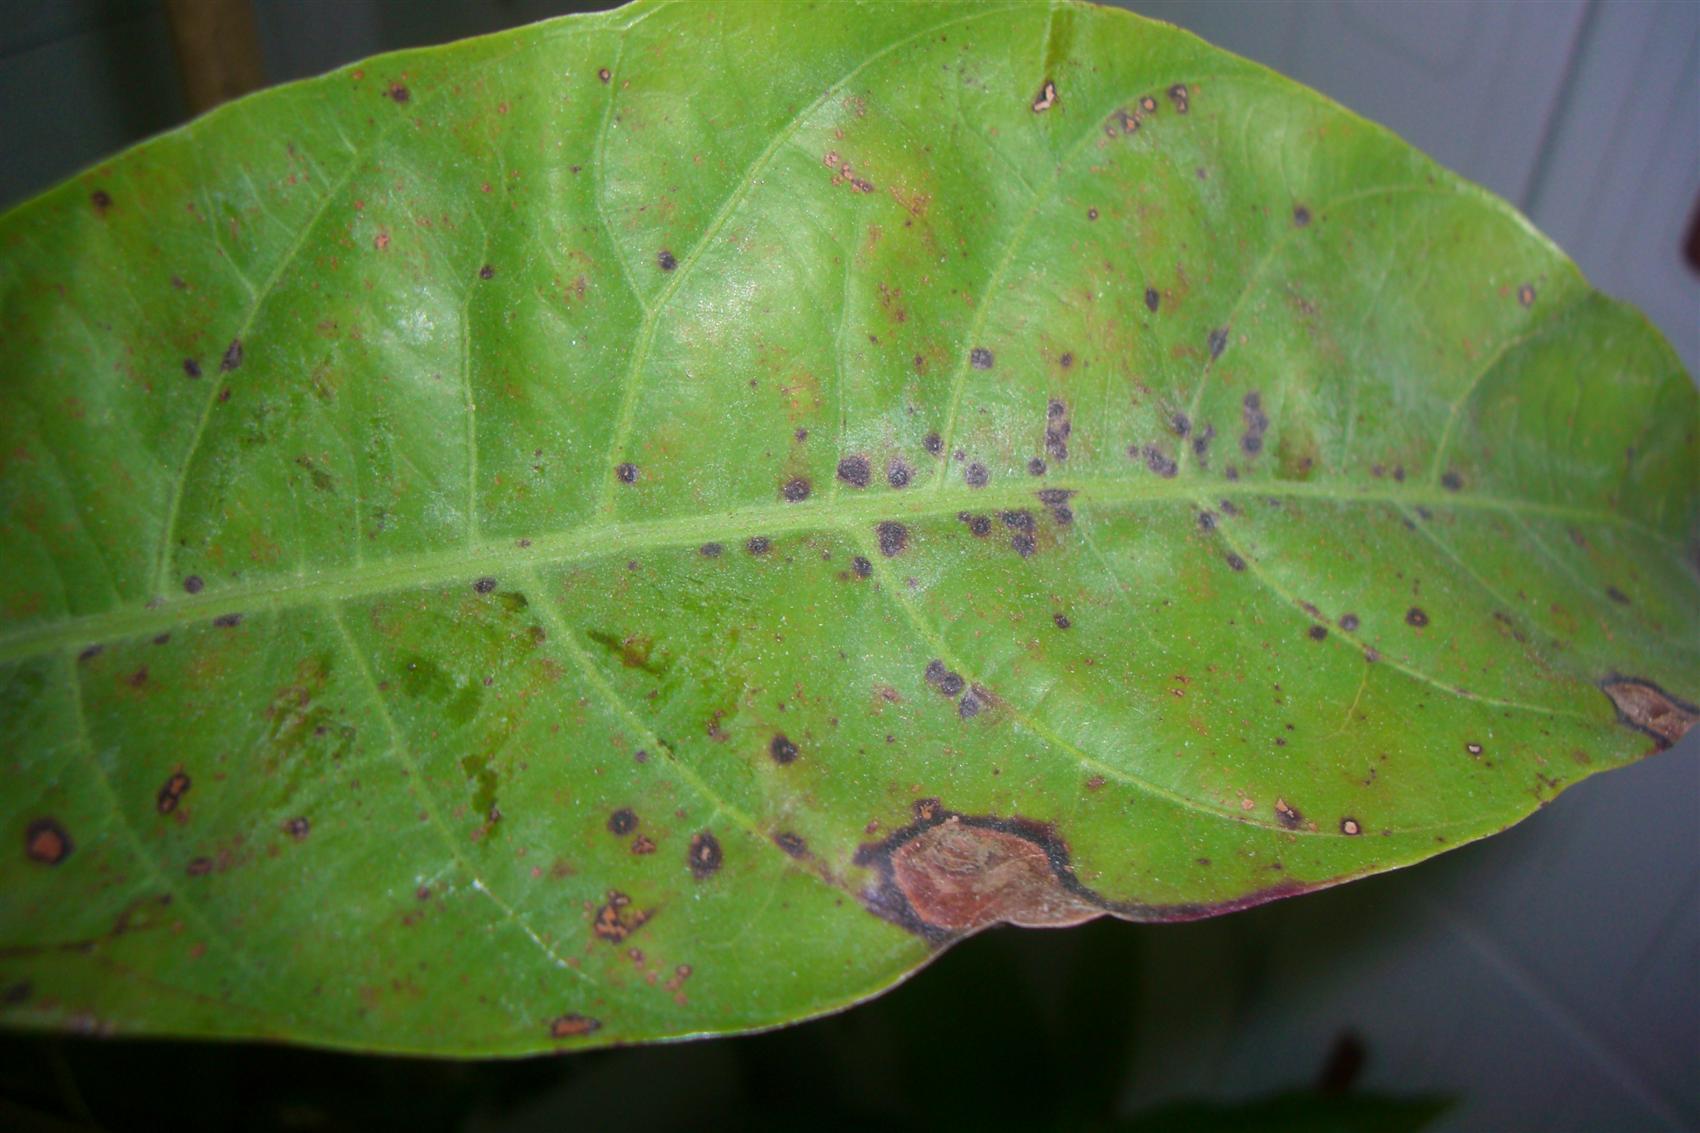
[1,0,1695,1054]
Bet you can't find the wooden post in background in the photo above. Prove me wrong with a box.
[164,0,266,115]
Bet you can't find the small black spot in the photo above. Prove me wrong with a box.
[837,454,871,488]
[1166,83,1189,113]
[1308,625,1328,641]
[769,734,799,764]
[1010,533,1035,557]
[781,477,811,502]
[1087,207,1099,221]
[474,576,498,594]
[1001,510,1035,533]
[657,250,677,271]
[1144,287,1160,313]
[1441,471,1463,492]
[1141,445,1178,478]
[1517,283,1536,308]
[608,808,638,835]
[479,264,495,280]
[1339,613,1359,631]
[923,432,943,455]
[77,644,102,663]
[1605,585,1629,605]
[90,189,113,214]
[887,459,911,488]
[212,613,242,628]
[1170,412,1191,437]
[1053,613,1071,629]
[1405,607,1429,628]
[183,575,204,595]
[220,339,243,372]
[960,512,992,537]
[387,82,410,103]
[1293,204,1311,227]
[775,832,808,858]
[970,347,994,370]
[958,691,984,718]
[1045,400,1071,462]
[1225,552,1246,572]
[851,555,872,578]
[283,816,311,840]
[1059,352,1074,369]
[1197,512,1216,531]
[688,832,723,878]
[964,462,989,487]
[615,462,638,483]
[1208,327,1228,360]
[698,542,723,558]
[925,660,965,698]
[746,536,771,555]
[877,521,909,557]
[1028,457,1047,476]
[183,358,201,379]
[1192,423,1215,457]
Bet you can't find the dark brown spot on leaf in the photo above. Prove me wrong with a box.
[1144,287,1160,313]
[283,816,310,840]
[183,358,201,379]
[1405,607,1429,628]
[769,733,799,765]
[781,477,811,502]
[698,542,722,558]
[1167,83,1189,113]
[656,250,677,271]
[1274,798,1302,829]
[923,432,943,455]
[183,575,204,594]
[1600,677,1698,750]
[1031,79,1058,113]
[775,832,808,858]
[615,462,638,483]
[925,660,965,698]
[1441,471,1463,491]
[90,189,113,214]
[1225,552,1246,572]
[608,808,638,835]
[746,536,771,555]
[24,818,72,866]
[1340,817,1361,836]
[221,340,243,372]
[156,771,191,815]
[550,1013,601,1039]
[851,555,872,578]
[837,454,871,488]
[964,462,989,488]
[1293,204,1311,227]
[1518,283,1535,308]
[970,347,994,370]
[212,613,242,628]
[688,832,723,879]
[1339,613,1359,631]
[1307,625,1327,641]
[887,459,911,488]
[473,576,497,594]
[877,521,909,557]
[1052,613,1070,629]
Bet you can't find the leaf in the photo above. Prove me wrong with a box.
[0,0,1694,1055]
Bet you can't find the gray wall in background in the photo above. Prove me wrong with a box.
[1,3,1695,1130]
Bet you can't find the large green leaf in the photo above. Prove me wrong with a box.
[1,0,1695,1055]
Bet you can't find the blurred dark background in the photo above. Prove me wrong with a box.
[1,2,1695,1130]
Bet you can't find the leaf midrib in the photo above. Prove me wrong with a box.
[1,476,1673,666]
